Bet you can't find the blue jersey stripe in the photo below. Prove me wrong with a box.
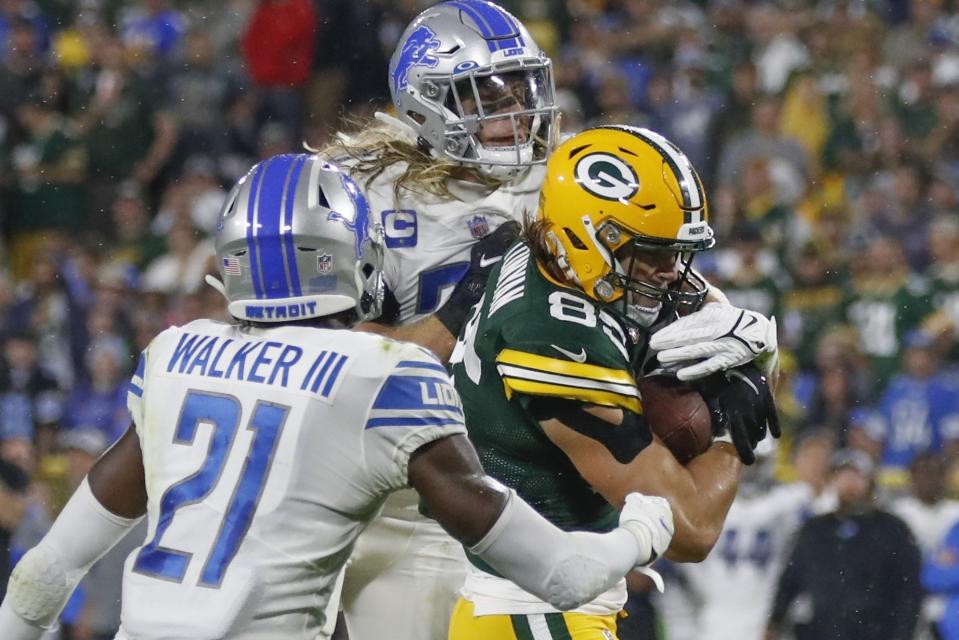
[282,155,306,297]
[256,155,297,299]
[321,354,349,397]
[365,416,464,429]
[309,351,339,394]
[246,161,266,298]
[372,375,463,413]
[129,382,143,397]
[300,350,327,391]
[396,360,449,375]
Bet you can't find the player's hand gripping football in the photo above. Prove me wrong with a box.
[618,493,674,567]
[437,221,521,335]
[649,303,778,381]
[695,363,780,465]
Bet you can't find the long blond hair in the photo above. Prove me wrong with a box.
[319,118,502,203]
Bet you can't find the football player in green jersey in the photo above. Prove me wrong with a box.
[449,125,780,639]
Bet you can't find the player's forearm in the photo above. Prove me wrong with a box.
[355,315,456,363]
[664,442,741,562]
[469,489,648,610]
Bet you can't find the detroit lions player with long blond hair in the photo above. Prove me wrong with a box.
[319,3,782,640]
[0,153,677,640]
[319,3,558,639]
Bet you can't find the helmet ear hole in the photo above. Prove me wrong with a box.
[317,187,330,209]
[563,227,587,250]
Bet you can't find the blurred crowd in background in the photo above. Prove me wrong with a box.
[5,0,959,638]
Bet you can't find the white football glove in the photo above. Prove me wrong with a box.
[619,493,674,567]
[650,303,779,382]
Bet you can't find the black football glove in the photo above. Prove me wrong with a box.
[436,221,521,335]
[695,362,780,465]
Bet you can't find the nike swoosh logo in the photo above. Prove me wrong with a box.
[551,344,587,363]
[478,254,501,268]
[741,315,758,330]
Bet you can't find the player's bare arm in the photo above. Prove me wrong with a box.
[356,315,457,363]
[407,434,509,545]
[540,406,741,562]
[87,426,147,519]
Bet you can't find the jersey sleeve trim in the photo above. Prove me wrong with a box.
[129,351,145,396]
[365,356,465,430]
[495,349,641,412]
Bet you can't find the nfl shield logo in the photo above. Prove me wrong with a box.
[467,215,489,238]
[317,254,333,273]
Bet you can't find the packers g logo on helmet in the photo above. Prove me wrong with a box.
[574,152,639,201]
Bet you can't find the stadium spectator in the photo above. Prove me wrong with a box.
[164,28,240,159]
[140,222,212,297]
[712,221,784,320]
[857,330,959,485]
[843,236,933,387]
[893,452,959,639]
[239,0,316,141]
[780,243,846,372]
[766,449,921,640]
[716,94,809,203]
[106,182,165,271]
[0,330,62,457]
[663,432,834,640]
[0,437,27,604]
[118,0,186,61]
[73,32,177,229]
[61,340,128,443]
[923,514,959,640]
[9,87,86,268]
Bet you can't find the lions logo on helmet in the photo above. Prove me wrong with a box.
[536,126,714,323]
[208,154,385,323]
[390,25,441,94]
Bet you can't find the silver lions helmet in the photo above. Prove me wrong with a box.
[209,154,384,323]
[389,0,557,179]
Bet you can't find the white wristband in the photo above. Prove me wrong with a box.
[713,431,734,445]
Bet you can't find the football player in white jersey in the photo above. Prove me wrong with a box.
[0,154,677,640]
[891,452,959,639]
[318,3,557,638]
[318,3,781,639]
[662,433,835,640]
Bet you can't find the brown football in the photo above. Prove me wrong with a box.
[638,376,713,464]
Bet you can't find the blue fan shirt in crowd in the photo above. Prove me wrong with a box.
[876,372,959,470]
[61,382,128,443]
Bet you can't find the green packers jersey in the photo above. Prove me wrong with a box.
[781,280,845,371]
[451,243,645,546]
[843,274,932,385]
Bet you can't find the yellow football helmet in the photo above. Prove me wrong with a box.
[536,125,714,320]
